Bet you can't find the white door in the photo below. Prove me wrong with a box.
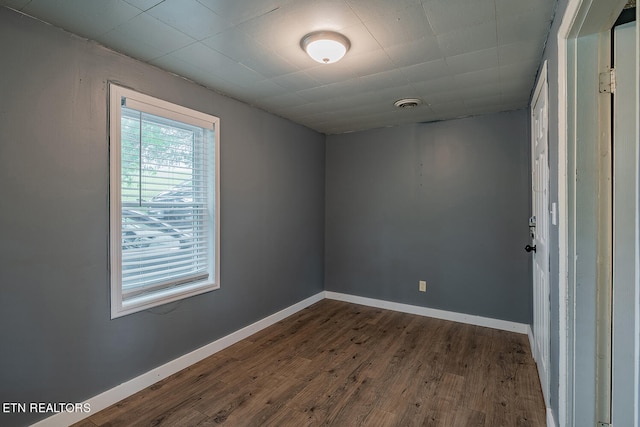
[530,61,550,407]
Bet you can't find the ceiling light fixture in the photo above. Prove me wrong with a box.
[301,31,350,64]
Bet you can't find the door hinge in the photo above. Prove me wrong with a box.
[599,68,616,93]
[597,422,612,427]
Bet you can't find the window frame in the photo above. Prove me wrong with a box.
[109,83,220,319]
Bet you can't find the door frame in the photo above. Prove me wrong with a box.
[611,18,639,427]
[557,0,630,426]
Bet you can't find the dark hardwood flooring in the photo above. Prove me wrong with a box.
[73,299,545,426]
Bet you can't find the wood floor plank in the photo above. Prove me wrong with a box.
[74,300,545,427]
[69,421,98,427]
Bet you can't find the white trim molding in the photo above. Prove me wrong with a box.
[556,1,630,426]
[527,325,535,358]
[547,408,558,427]
[325,292,530,334]
[556,1,583,425]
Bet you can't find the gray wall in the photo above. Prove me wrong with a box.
[325,111,532,323]
[0,7,325,426]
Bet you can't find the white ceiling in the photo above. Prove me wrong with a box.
[1,0,556,134]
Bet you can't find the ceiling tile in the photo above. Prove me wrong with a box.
[334,100,392,117]
[459,81,503,99]
[495,0,554,20]
[500,92,531,106]
[429,99,467,115]
[203,28,297,78]
[233,5,295,48]
[339,23,384,56]
[261,92,310,110]
[499,60,539,81]
[464,94,503,108]
[359,2,434,47]
[100,14,195,61]
[337,90,392,110]
[358,69,410,91]
[195,0,292,26]
[22,0,140,38]
[371,83,420,104]
[423,89,466,104]
[239,47,300,79]
[410,75,458,96]
[497,13,551,45]
[465,104,505,116]
[166,42,265,85]
[229,79,287,101]
[279,0,362,32]
[296,78,365,101]
[400,59,450,82]
[270,71,320,92]
[436,21,498,57]
[453,68,499,89]
[341,49,397,78]
[268,41,316,71]
[145,0,229,40]
[445,47,499,75]
[149,55,236,94]
[345,0,421,25]
[277,103,325,120]
[422,0,495,35]
[384,35,443,67]
[305,62,358,85]
[0,0,30,9]
[498,41,544,66]
[501,82,533,97]
[123,0,163,11]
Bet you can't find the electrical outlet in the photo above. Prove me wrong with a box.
[419,280,427,292]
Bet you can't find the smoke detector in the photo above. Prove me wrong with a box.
[394,98,423,109]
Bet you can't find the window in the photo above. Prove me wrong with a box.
[109,84,220,318]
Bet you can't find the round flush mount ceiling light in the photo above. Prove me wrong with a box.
[394,98,423,109]
[301,31,350,64]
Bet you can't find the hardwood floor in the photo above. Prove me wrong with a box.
[73,300,545,426]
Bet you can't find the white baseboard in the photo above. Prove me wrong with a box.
[547,408,557,427]
[528,324,553,427]
[325,291,530,334]
[31,290,532,426]
[528,324,535,354]
[30,292,325,427]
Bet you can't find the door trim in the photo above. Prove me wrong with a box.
[611,18,639,427]
[556,5,576,425]
[557,0,628,426]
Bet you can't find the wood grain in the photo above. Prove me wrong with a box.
[74,300,545,426]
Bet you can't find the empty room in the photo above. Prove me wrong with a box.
[1,0,638,426]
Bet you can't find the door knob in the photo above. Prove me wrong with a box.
[525,244,537,253]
